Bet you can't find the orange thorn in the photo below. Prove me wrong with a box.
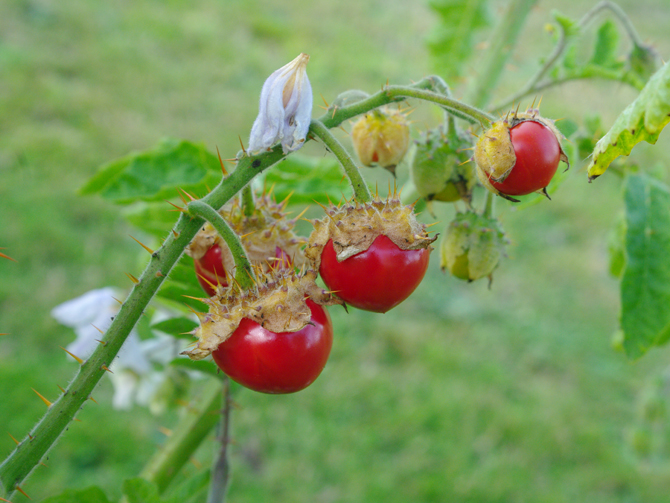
[172,229,180,238]
[57,385,66,393]
[89,396,98,404]
[238,136,247,154]
[95,339,107,346]
[74,418,82,422]
[0,496,12,502]
[158,426,173,437]
[279,191,294,209]
[8,433,19,445]
[0,249,16,262]
[165,200,187,213]
[91,325,105,336]
[155,271,164,278]
[0,334,8,336]
[125,272,140,284]
[178,188,197,202]
[111,297,123,306]
[129,235,155,255]
[59,346,84,364]
[216,146,229,176]
[32,389,52,407]
[14,486,30,500]
[101,365,113,374]
[320,93,330,107]
[40,461,48,468]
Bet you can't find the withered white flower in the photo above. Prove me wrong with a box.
[248,53,312,154]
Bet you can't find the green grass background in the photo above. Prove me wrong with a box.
[2,0,670,501]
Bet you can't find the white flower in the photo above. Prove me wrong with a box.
[248,53,313,154]
[51,288,188,411]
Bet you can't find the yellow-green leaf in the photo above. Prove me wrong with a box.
[588,62,670,180]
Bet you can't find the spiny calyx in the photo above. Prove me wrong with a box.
[182,267,340,361]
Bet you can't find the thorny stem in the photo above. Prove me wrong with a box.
[187,200,256,291]
[308,120,372,203]
[0,73,494,499]
[206,376,232,503]
[493,0,647,111]
[140,378,223,494]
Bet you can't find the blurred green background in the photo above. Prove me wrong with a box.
[2,0,670,501]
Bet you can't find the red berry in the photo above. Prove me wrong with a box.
[319,234,430,313]
[211,299,333,394]
[489,120,561,196]
[193,243,227,296]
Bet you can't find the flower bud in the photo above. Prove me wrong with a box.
[248,53,313,154]
[351,107,410,176]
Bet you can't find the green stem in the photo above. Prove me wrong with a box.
[308,120,371,203]
[206,377,231,503]
[0,146,285,499]
[187,200,256,291]
[492,0,645,111]
[317,76,495,128]
[465,0,538,109]
[241,185,255,217]
[140,378,223,494]
[483,191,496,218]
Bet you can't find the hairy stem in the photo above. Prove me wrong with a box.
[187,200,256,291]
[308,120,372,203]
[140,378,223,494]
[241,185,255,217]
[206,377,232,503]
[466,0,538,108]
[483,191,496,218]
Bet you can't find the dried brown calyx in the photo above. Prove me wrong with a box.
[304,193,437,270]
[182,267,341,361]
[186,192,307,273]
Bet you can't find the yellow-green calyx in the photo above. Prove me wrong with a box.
[182,268,341,361]
[305,194,437,271]
[440,211,507,283]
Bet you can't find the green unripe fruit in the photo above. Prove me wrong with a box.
[410,126,475,203]
[440,211,506,282]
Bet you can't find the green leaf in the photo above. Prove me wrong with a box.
[80,138,222,204]
[156,257,208,311]
[171,359,224,380]
[589,20,620,68]
[427,0,490,80]
[588,62,670,180]
[152,317,199,338]
[42,487,111,503]
[122,478,162,503]
[123,202,181,238]
[264,155,353,205]
[620,174,670,358]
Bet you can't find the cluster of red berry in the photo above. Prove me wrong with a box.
[183,106,567,395]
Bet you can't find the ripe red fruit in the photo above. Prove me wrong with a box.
[319,234,430,313]
[211,299,333,394]
[489,120,561,196]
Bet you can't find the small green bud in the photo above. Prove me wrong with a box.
[440,211,506,282]
[410,126,475,203]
